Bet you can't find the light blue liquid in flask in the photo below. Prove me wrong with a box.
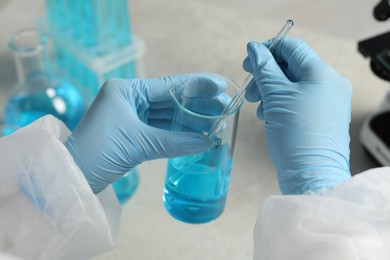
[112,169,139,204]
[4,28,85,130]
[163,144,232,224]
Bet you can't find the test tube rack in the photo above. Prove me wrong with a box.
[40,0,146,104]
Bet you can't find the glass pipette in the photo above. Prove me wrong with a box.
[208,19,294,137]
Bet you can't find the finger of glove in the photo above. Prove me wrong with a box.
[183,94,231,115]
[149,93,231,116]
[148,94,230,132]
[148,109,173,120]
[149,100,174,109]
[246,41,288,95]
[141,127,213,160]
[173,115,216,133]
[243,54,261,103]
[181,75,227,98]
[242,39,290,83]
[271,37,319,81]
[242,38,272,73]
[256,101,265,121]
[148,119,172,130]
[141,74,227,104]
[244,79,262,103]
[242,56,253,73]
[172,95,231,133]
[143,110,173,129]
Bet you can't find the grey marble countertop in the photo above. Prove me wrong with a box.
[0,0,388,259]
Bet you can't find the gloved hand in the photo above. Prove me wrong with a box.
[65,75,227,194]
[243,37,352,194]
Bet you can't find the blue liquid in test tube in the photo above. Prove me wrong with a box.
[115,0,132,47]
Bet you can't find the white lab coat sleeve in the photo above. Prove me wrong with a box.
[0,115,121,260]
[253,167,390,260]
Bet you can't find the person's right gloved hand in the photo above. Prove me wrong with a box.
[243,37,352,195]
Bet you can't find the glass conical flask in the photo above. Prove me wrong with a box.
[3,28,85,130]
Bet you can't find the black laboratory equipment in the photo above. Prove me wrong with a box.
[359,0,390,166]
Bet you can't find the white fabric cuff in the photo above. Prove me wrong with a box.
[0,115,121,260]
[254,167,390,260]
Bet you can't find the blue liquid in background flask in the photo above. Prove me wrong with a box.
[0,125,18,138]
[3,28,85,130]
[112,169,139,204]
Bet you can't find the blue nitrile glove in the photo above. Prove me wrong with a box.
[243,37,352,194]
[65,75,227,194]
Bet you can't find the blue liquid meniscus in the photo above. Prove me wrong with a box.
[163,144,232,224]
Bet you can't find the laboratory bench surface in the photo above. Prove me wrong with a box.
[0,0,389,259]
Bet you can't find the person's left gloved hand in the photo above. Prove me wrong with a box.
[65,75,226,194]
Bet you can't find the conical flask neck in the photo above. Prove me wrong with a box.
[8,28,52,86]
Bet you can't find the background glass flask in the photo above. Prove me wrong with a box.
[3,28,85,130]
[112,168,139,204]
[0,124,18,138]
[163,73,242,224]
